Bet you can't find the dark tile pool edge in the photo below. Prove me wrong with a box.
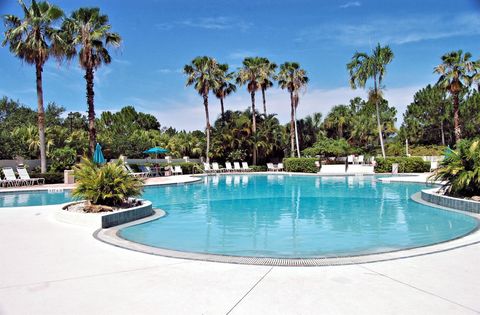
[93,203,480,267]
[421,188,480,214]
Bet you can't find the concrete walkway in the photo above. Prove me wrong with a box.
[1,203,480,314]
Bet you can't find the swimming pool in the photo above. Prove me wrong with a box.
[120,175,478,258]
[1,175,477,258]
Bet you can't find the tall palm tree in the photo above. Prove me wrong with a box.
[324,105,352,139]
[434,50,474,143]
[347,43,394,158]
[213,64,236,120]
[259,58,277,115]
[2,0,64,173]
[277,62,309,157]
[236,57,265,164]
[58,8,121,155]
[184,56,223,163]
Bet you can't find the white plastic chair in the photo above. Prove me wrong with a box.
[242,162,252,172]
[203,163,213,173]
[17,167,44,185]
[225,162,233,172]
[430,161,439,172]
[172,165,183,175]
[234,162,242,172]
[212,162,221,173]
[267,163,276,172]
[277,163,284,172]
[2,168,23,186]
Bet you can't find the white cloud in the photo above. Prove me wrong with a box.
[339,1,361,9]
[127,85,421,131]
[296,13,480,45]
[155,17,252,32]
[227,50,259,60]
[157,68,182,74]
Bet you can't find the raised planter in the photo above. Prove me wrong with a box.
[421,188,480,214]
[54,200,154,229]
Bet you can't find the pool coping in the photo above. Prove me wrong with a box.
[94,192,480,267]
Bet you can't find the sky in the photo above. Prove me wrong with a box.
[1,0,480,130]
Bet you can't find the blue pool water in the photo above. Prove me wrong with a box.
[119,175,478,258]
[1,175,477,258]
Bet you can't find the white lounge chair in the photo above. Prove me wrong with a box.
[172,165,183,175]
[225,162,233,172]
[277,163,284,172]
[315,161,321,171]
[124,164,148,178]
[267,163,276,172]
[234,162,242,172]
[357,155,364,164]
[17,167,44,185]
[242,162,252,172]
[2,167,22,186]
[212,162,221,173]
[138,165,154,177]
[347,155,354,164]
[203,163,214,174]
[430,161,439,172]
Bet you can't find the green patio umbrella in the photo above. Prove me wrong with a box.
[93,143,106,164]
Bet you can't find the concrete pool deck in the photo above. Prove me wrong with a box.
[1,173,480,314]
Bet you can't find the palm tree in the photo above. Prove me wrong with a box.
[213,64,236,120]
[236,57,265,164]
[184,56,223,163]
[277,62,309,157]
[259,58,277,115]
[434,50,474,143]
[58,8,121,155]
[324,105,352,139]
[2,0,64,172]
[347,43,394,158]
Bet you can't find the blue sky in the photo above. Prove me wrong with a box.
[1,0,480,130]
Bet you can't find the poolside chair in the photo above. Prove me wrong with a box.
[347,155,354,164]
[124,164,148,178]
[267,163,276,172]
[203,163,214,174]
[17,167,44,185]
[212,162,221,173]
[242,162,252,172]
[138,165,153,177]
[315,161,321,171]
[0,175,9,188]
[2,167,23,187]
[172,165,183,175]
[225,162,233,172]
[277,163,284,172]
[430,161,439,172]
[233,162,242,172]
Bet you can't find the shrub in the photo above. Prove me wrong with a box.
[375,157,430,173]
[431,140,480,197]
[251,165,267,172]
[303,138,356,157]
[30,172,64,184]
[49,147,77,172]
[283,158,318,173]
[410,145,447,156]
[72,158,144,208]
[172,162,202,174]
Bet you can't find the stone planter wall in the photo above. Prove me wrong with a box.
[421,188,480,214]
[54,200,154,229]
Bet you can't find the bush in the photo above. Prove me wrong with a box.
[375,157,430,173]
[410,145,447,156]
[303,138,356,157]
[49,147,77,172]
[172,162,202,174]
[283,158,318,173]
[251,165,267,172]
[30,172,64,184]
[431,140,480,197]
[72,158,144,208]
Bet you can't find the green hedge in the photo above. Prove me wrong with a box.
[30,172,64,184]
[374,157,430,173]
[283,158,318,173]
[251,165,267,172]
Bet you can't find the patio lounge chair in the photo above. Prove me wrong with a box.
[138,165,154,177]
[203,163,214,174]
[277,163,284,172]
[172,165,183,175]
[315,161,321,171]
[430,161,439,172]
[233,162,242,172]
[242,162,252,172]
[124,164,148,178]
[267,163,276,172]
[225,162,233,172]
[212,162,222,173]
[17,167,44,185]
[2,167,23,187]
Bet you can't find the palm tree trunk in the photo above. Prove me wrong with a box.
[35,63,47,173]
[85,67,96,156]
[251,91,257,165]
[203,94,210,163]
[294,94,301,158]
[440,120,445,146]
[374,78,386,158]
[290,91,295,157]
[220,96,225,121]
[453,93,461,143]
[262,88,267,115]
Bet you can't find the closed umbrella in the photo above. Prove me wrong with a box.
[93,143,106,164]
